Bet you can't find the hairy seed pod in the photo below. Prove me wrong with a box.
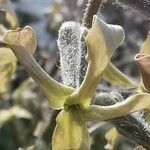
[57,21,83,88]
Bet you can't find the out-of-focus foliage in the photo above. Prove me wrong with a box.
[0,0,18,94]
[0,106,32,127]
[0,0,18,28]
[0,47,16,93]
[104,127,120,150]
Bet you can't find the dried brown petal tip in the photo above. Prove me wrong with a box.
[135,53,150,92]
[3,26,37,54]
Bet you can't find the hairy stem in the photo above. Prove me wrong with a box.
[82,0,102,28]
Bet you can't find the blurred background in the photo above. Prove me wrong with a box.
[0,0,149,149]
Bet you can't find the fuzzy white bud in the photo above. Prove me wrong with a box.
[57,21,82,88]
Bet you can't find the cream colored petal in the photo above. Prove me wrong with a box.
[103,62,136,89]
[2,27,75,109]
[52,109,90,150]
[0,47,16,93]
[66,15,125,108]
[81,93,150,122]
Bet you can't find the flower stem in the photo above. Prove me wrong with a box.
[82,0,102,29]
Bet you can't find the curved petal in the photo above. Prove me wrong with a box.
[135,54,150,92]
[66,15,125,108]
[2,27,74,109]
[103,62,136,89]
[8,45,74,109]
[81,93,150,122]
[52,109,89,150]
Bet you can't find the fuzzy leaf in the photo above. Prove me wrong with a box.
[103,62,136,89]
[0,47,16,93]
[2,27,75,109]
[52,109,89,150]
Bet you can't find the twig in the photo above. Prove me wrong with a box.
[82,0,102,28]
[80,0,103,83]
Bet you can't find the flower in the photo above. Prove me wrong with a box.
[104,33,150,149]
[1,15,150,150]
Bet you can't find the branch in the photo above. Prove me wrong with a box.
[82,0,102,29]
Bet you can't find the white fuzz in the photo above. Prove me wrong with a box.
[57,21,83,88]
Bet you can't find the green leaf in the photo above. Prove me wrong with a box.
[0,47,16,93]
[52,109,90,150]
[82,93,150,122]
[103,62,136,89]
